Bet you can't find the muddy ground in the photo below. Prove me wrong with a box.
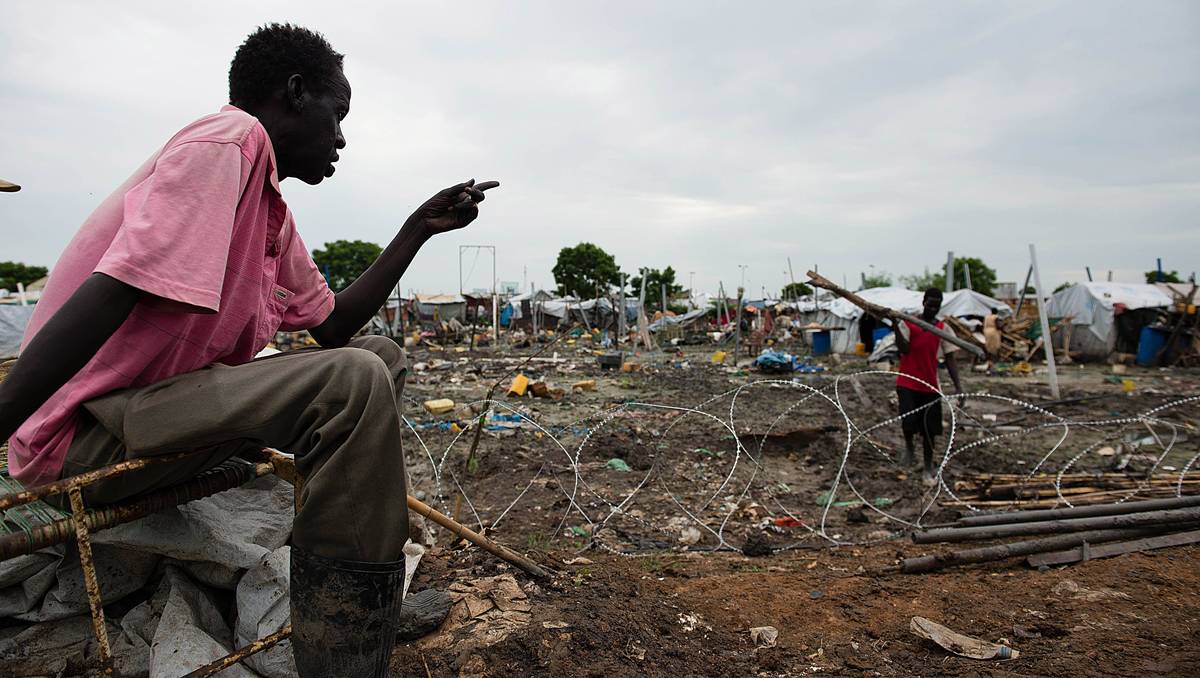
[389,340,1200,677]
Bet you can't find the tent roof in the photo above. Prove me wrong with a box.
[822,286,1013,320]
[1049,282,1173,317]
[414,293,465,304]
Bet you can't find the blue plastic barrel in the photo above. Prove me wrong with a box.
[872,327,893,344]
[1136,326,1167,367]
[812,330,832,355]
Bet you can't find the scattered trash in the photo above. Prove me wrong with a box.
[542,620,571,630]
[679,527,702,545]
[1051,579,1130,602]
[773,516,804,528]
[749,626,779,648]
[909,616,1018,660]
[677,612,710,633]
[711,350,727,364]
[605,458,632,472]
[809,590,824,600]
[422,398,455,415]
[597,352,624,370]
[416,575,531,653]
[507,373,530,397]
[753,349,795,374]
[529,381,565,400]
[741,532,774,557]
[572,379,596,392]
[845,507,870,523]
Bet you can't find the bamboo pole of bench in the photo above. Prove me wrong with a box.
[69,485,114,677]
[0,449,212,512]
[0,461,272,560]
[805,271,985,358]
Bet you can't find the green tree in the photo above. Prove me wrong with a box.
[899,267,940,291]
[629,266,685,308]
[0,261,48,291]
[1053,282,1075,293]
[900,257,997,296]
[861,271,893,289]
[552,243,621,298]
[1145,269,1183,284]
[781,281,812,299]
[948,257,997,296]
[311,240,383,292]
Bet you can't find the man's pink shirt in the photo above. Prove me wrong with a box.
[9,106,335,485]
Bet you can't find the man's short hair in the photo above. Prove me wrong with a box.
[924,287,943,300]
[229,24,344,106]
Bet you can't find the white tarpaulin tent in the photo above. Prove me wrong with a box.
[1047,282,1173,358]
[795,287,1011,354]
[0,305,36,358]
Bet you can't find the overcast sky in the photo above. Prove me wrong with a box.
[2,1,1197,297]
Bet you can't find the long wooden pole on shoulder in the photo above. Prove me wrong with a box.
[805,270,985,359]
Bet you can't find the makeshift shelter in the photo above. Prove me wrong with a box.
[649,307,710,333]
[1047,282,1173,359]
[502,292,641,332]
[413,293,467,323]
[500,290,555,328]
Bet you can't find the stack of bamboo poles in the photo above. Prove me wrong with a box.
[899,495,1200,573]
[945,472,1200,509]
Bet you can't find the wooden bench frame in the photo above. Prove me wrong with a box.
[0,444,301,677]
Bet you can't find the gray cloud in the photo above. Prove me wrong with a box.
[2,1,1197,297]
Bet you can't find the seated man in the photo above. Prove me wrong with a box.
[891,288,963,485]
[0,24,497,677]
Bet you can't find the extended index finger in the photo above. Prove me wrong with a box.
[475,180,500,192]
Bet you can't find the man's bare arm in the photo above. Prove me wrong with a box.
[893,320,911,354]
[0,273,140,443]
[309,180,498,348]
[944,351,964,394]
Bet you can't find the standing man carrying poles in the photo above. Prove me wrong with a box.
[891,288,964,485]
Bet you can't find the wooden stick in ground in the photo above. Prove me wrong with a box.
[900,526,1167,574]
[407,494,551,580]
[805,270,985,358]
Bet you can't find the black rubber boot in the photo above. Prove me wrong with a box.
[290,546,404,678]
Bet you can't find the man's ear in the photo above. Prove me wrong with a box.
[286,74,305,112]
